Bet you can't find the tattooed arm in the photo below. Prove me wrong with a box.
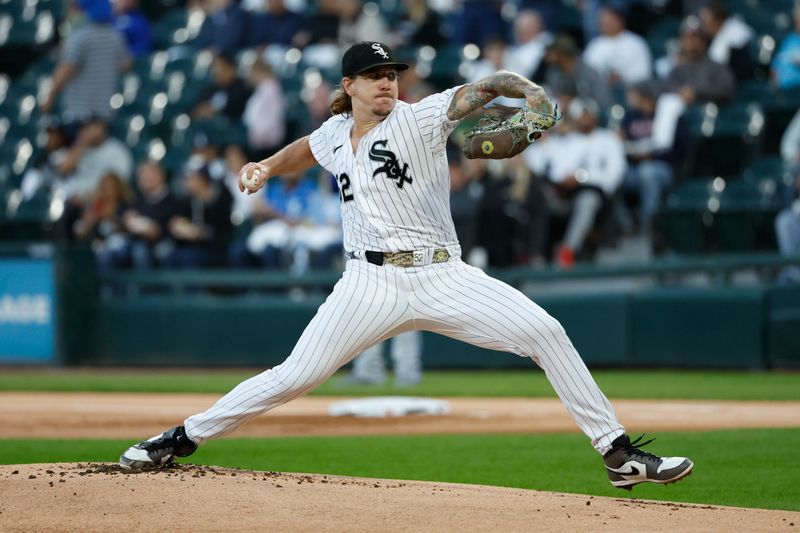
[447,70,552,121]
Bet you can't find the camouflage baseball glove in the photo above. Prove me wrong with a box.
[463,103,561,160]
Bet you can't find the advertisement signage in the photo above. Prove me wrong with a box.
[0,259,56,363]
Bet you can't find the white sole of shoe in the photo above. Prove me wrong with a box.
[611,461,694,490]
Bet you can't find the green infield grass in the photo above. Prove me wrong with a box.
[1,428,797,511]
[0,369,799,400]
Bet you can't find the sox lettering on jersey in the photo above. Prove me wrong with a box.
[369,140,413,189]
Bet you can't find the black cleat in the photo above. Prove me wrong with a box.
[604,434,693,490]
[119,425,198,471]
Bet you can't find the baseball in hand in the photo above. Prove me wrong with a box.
[241,167,262,192]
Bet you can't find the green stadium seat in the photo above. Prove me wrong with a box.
[659,180,717,253]
[687,103,762,178]
[646,17,681,58]
[153,8,205,49]
[762,90,800,155]
[743,156,791,188]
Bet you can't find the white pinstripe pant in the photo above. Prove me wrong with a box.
[184,258,625,454]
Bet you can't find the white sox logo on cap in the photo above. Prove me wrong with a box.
[371,43,389,59]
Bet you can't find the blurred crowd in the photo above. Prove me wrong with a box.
[7,0,800,271]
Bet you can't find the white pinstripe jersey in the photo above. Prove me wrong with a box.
[309,86,463,253]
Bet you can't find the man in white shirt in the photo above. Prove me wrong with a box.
[699,0,754,80]
[525,98,626,268]
[583,5,652,86]
[505,9,553,80]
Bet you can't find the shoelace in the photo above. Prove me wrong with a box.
[624,434,660,462]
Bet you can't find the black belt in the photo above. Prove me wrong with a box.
[346,249,452,267]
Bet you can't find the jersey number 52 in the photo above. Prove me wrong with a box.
[337,173,354,203]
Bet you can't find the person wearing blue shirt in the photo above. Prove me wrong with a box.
[239,171,318,268]
[772,4,800,91]
[113,0,152,57]
[247,0,306,48]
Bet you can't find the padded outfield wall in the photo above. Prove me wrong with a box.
[1,246,798,369]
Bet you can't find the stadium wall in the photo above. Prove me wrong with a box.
[1,246,797,369]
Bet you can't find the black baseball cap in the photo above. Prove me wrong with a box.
[341,41,409,78]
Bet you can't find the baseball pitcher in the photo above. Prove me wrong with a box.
[120,41,693,491]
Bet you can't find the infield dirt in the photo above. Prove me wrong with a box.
[2,392,800,438]
[3,393,799,531]
[1,463,797,532]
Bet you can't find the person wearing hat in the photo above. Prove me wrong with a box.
[543,33,612,110]
[40,0,131,124]
[120,41,694,494]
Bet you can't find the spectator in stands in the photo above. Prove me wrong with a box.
[451,0,507,48]
[525,98,626,268]
[338,0,389,50]
[543,34,613,110]
[113,0,153,58]
[243,58,286,160]
[73,171,133,269]
[300,79,335,135]
[238,170,317,269]
[391,0,446,48]
[782,109,800,166]
[698,0,754,81]
[290,174,343,272]
[776,109,800,283]
[615,81,677,238]
[583,4,653,88]
[448,148,482,260]
[397,59,435,104]
[165,164,233,268]
[192,53,251,121]
[772,2,800,91]
[224,144,275,268]
[518,0,562,34]
[123,161,180,268]
[664,20,736,106]
[40,0,131,126]
[472,158,519,267]
[55,117,134,204]
[20,119,72,200]
[506,10,552,81]
[247,0,305,48]
[469,37,507,83]
[198,0,247,54]
[187,132,227,180]
[224,144,263,227]
[468,38,522,107]
[775,173,800,284]
[295,0,339,47]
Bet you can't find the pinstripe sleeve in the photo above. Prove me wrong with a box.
[411,85,463,153]
[309,115,342,174]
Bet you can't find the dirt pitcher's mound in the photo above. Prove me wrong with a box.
[0,464,796,532]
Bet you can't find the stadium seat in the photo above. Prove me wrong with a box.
[762,89,800,155]
[743,156,790,188]
[716,178,782,251]
[153,8,205,49]
[646,17,681,59]
[659,180,717,253]
[686,102,762,178]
